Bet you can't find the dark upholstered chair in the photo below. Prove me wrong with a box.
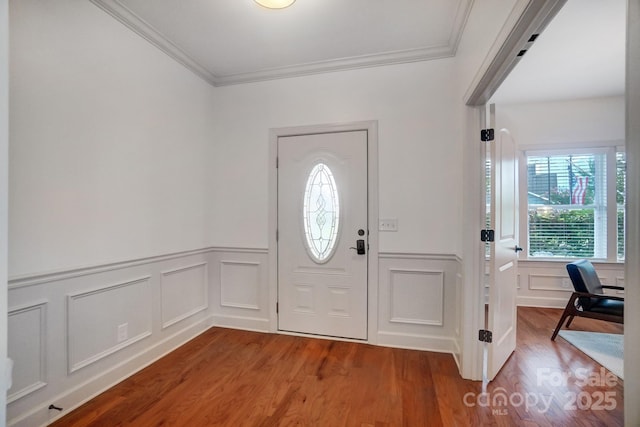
[551,259,624,340]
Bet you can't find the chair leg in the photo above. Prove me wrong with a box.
[551,305,574,341]
[551,312,569,340]
[565,315,575,328]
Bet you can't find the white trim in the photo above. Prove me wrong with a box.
[377,332,457,354]
[8,246,266,289]
[210,315,270,333]
[215,46,456,86]
[268,120,379,343]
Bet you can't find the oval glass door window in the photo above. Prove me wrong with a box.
[303,163,340,263]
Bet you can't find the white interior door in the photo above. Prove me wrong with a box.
[277,130,368,340]
[487,104,519,380]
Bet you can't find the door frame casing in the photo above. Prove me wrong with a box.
[461,0,568,381]
[268,120,379,343]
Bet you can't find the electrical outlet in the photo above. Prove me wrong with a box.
[117,323,128,343]
[561,278,571,289]
[379,218,398,231]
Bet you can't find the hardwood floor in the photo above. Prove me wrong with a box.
[51,307,623,426]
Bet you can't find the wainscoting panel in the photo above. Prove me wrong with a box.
[528,273,572,292]
[8,302,48,403]
[220,261,260,310]
[389,269,444,326]
[210,249,270,332]
[378,253,461,354]
[67,276,153,373]
[161,262,208,329]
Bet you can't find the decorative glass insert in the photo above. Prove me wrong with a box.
[303,163,340,262]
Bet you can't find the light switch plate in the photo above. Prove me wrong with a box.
[379,218,398,231]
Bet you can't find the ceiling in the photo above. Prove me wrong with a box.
[90,0,473,86]
[491,0,626,104]
[89,0,625,101]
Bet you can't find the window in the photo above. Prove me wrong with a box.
[303,163,340,263]
[525,148,625,261]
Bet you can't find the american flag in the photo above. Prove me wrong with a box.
[571,176,588,205]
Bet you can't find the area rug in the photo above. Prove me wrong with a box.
[558,330,623,379]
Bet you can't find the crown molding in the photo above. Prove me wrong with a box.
[215,45,456,86]
[91,0,473,87]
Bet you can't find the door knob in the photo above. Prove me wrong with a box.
[514,246,523,253]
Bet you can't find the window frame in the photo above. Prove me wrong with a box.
[518,141,625,263]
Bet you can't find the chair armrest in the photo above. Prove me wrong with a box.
[572,291,624,302]
[602,285,625,291]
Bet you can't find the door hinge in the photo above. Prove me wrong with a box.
[479,329,493,343]
[276,302,279,314]
[276,157,279,168]
[481,128,494,142]
[480,229,495,242]
[276,229,279,241]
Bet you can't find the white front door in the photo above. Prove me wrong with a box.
[277,130,368,340]
[487,104,519,379]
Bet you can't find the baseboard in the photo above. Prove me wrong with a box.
[451,338,462,371]
[9,315,213,427]
[211,314,271,333]
[377,331,457,354]
[517,296,568,308]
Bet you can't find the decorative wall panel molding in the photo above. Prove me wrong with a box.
[8,247,215,289]
[8,301,48,403]
[220,260,261,310]
[67,276,152,373]
[160,262,208,329]
[389,268,444,326]
[528,273,573,292]
[377,253,460,354]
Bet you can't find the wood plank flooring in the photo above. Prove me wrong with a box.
[51,307,623,426]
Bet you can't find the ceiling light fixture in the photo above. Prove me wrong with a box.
[254,0,295,9]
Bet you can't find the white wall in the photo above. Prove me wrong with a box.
[1,0,10,423]
[495,96,625,146]
[9,0,217,277]
[207,59,463,256]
